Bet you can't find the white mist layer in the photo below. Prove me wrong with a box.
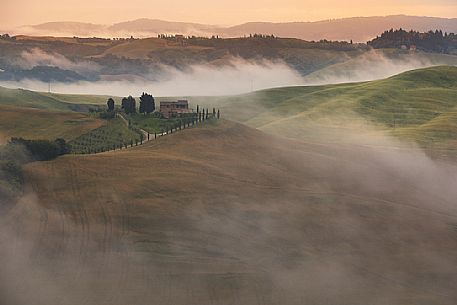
[303,49,457,85]
[0,60,304,96]
[1,51,456,96]
[15,48,100,73]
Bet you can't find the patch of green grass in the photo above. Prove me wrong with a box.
[0,105,105,141]
[69,118,142,154]
[0,86,109,112]
[126,113,184,134]
[42,92,119,105]
[188,66,457,157]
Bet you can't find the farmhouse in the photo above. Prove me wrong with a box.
[160,100,191,118]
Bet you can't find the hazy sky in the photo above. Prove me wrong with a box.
[1,0,456,27]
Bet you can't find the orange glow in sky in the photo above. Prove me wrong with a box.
[1,0,456,27]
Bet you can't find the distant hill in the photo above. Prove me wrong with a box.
[14,15,457,42]
[368,28,457,54]
[108,19,221,36]
[222,15,457,42]
[20,21,107,37]
[2,31,457,84]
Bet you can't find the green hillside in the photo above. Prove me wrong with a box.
[190,66,457,158]
[303,50,457,83]
[69,117,141,154]
[1,66,457,157]
[0,86,109,111]
[0,105,105,141]
[9,120,457,305]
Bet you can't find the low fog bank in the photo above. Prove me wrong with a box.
[0,59,304,96]
[0,192,151,305]
[2,50,456,96]
[0,142,30,212]
[14,48,101,74]
[1,119,457,304]
[304,49,457,85]
[180,124,457,304]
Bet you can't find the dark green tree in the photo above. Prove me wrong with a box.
[10,138,69,161]
[107,98,115,112]
[139,92,155,114]
[121,96,136,114]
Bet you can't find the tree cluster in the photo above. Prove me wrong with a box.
[139,92,155,114]
[107,98,115,111]
[10,138,69,161]
[73,37,111,43]
[0,34,15,41]
[114,93,156,115]
[368,29,457,53]
[249,33,276,39]
[121,96,137,114]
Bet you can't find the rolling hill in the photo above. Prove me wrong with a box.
[0,105,104,141]
[108,19,221,36]
[1,120,457,305]
[0,86,109,111]
[0,87,112,141]
[15,15,457,42]
[2,30,457,84]
[222,15,457,42]
[2,66,457,157]
[189,66,457,158]
[1,66,457,304]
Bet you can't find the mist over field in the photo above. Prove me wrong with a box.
[1,59,304,96]
[15,48,101,73]
[303,49,457,84]
[1,46,456,96]
[1,8,457,303]
[1,118,457,304]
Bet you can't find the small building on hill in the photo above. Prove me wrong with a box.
[160,100,191,118]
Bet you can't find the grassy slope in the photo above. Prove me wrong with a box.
[190,66,457,157]
[303,50,457,82]
[0,105,105,141]
[128,113,183,133]
[6,121,457,305]
[2,66,457,155]
[101,37,211,59]
[0,87,115,141]
[69,117,141,153]
[0,86,110,111]
[42,92,116,105]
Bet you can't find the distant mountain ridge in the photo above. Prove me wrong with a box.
[108,18,221,35]
[14,15,457,42]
